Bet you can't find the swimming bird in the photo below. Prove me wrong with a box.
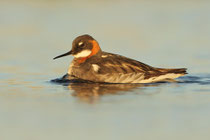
[54,34,187,83]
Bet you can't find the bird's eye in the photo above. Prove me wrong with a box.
[78,42,84,47]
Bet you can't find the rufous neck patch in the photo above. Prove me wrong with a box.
[76,40,101,64]
[88,40,100,57]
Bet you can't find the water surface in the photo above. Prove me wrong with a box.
[1,1,210,140]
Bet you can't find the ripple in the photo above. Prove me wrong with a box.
[178,74,210,85]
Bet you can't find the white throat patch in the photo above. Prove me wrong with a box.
[73,50,91,58]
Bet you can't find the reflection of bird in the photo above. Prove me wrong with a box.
[67,83,157,103]
[69,83,140,96]
[54,34,187,83]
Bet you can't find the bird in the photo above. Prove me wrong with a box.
[53,34,187,83]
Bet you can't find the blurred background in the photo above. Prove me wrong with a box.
[1,0,210,140]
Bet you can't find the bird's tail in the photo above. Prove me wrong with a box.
[158,68,187,75]
[156,68,187,79]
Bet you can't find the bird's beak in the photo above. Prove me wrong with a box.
[53,50,72,60]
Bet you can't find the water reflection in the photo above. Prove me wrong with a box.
[51,76,165,102]
[68,82,160,103]
[69,83,141,102]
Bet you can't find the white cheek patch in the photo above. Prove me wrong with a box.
[73,50,92,58]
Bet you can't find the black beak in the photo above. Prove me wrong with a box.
[53,50,72,60]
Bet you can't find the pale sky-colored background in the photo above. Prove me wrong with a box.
[1,0,210,140]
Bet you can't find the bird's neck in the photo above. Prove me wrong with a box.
[76,40,101,64]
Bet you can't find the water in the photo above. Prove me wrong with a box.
[1,0,210,140]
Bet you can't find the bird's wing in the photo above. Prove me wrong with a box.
[95,52,159,74]
[90,52,162,83]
